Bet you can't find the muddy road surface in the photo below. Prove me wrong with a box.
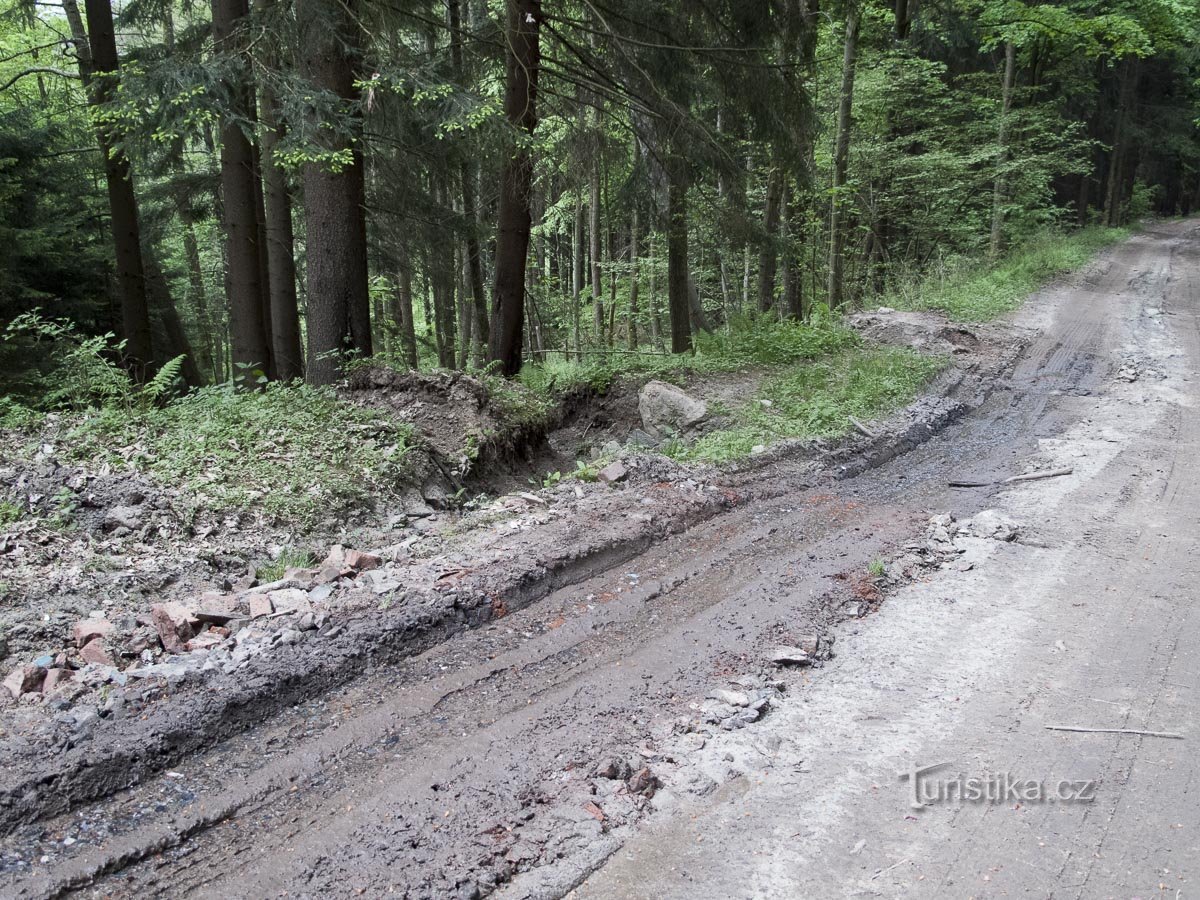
[4,220,1198,898]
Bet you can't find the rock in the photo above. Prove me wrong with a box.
[625,767,660,798]
[150,603,199,654]
[3,665,45,699]
[297,612,317,632]
[708,688,751,708]
[279,628,302,646]
[194,595,241,625]
[966,509,1020,542]
[79,640,115,666]
[344,549,382,572]
[72,618,113,648]
[597,461,628,485]
[722,707,762,730]
[626,429,656,448]
[638,381,708,437]
[248,595,274,619]
[594,758,632,781]
[186,632,223,652]
[104,505,144,532]
[796,633,821,657]
[267,588,311,614]
[770,646,813,666]
[42,668,71,693]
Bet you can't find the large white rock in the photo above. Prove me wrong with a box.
[638,380,708,437]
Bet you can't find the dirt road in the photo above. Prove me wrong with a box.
[4,220,1198,898]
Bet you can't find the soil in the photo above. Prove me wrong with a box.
[2,221,1188,899]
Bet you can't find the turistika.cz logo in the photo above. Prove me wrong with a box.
[899,762,1098,809]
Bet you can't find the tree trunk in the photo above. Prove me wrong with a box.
[212,0,271,384]
[572,190,584,358]
[758,168,784,313]
[989,41,1016,258]
[176,199,217,380]
[257,0,304,380]
[1103,58,1138,227]
[628,203,640,350]
[590,155,604,339]
[297,0,372,385]
[827,2,860,311]
[448,0,489,358]
[666,153,692,354]
[392,241,418,369]
[487,0,540,377]
[144,253,204,387]
[75,0,155,373]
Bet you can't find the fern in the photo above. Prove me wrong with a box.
[139,355,186,409]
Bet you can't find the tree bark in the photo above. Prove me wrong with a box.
[590,155,604,340]
[758,168,784,313]
[257,0,304,380]
[572,190,584,358]
[989,41,1016,258]
[827,2,860,311]
[75,0,155,373]
[297,0,372,385]
[211,0,271,384]
[392,240,418,369]
[1103,58,1138,227]
[175,197,217,381]
[448,0,489,358]
[666,153,692,354]
[628,202,640,350]
[487,0,540,377]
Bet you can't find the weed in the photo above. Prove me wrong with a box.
[0,501,22,526]
[677,347,945,464]
[868,558,886,578]
[886,226,1129,322]
[66,383,416,528]
[256,547,319,582]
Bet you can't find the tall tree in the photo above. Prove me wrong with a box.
[75,0,155,372]
[211,0,271,383]
[828,1,861,310]
[488,0,541,377]
[297,0,372,385]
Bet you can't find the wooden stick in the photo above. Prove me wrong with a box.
[849,416,878,439]
[1046,725,1184,739]
[1002,466,1073,484]
[871,857,912,880]
[950,467,1073,488]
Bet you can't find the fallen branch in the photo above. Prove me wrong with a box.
[871,856,912,880]
[849,416,878,439]
[1046,725,1184,739]
[950,467,1073,488]
[1003,466,1074,484]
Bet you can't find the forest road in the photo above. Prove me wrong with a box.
[9,220,1199,900]
[572,220,1200,897]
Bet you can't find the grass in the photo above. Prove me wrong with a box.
[256,547,319,581]
[0,501,22,526]
[674,346,946,463]
[63,382,415,527]
[886,225,1130,322]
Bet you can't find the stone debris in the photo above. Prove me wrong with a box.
[3,665,45,699]
[770,646,813,666]
[78,641,115,666]
[248,595,274,619]
[708,688,751,708]
[625,767,660,798]
[72,618,113,648]
[194,595,241,625]
[594,758,632,781]
[150,603,199,654]
[596,461,629,485]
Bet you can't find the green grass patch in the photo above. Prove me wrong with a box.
[887,226,1130,322]
[256,547,320,581]
[64,383,415,527]
[0,500,23,526]
[676,347,946,464]
[519,314,863,398]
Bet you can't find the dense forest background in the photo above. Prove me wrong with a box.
[0,0,1197,395]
